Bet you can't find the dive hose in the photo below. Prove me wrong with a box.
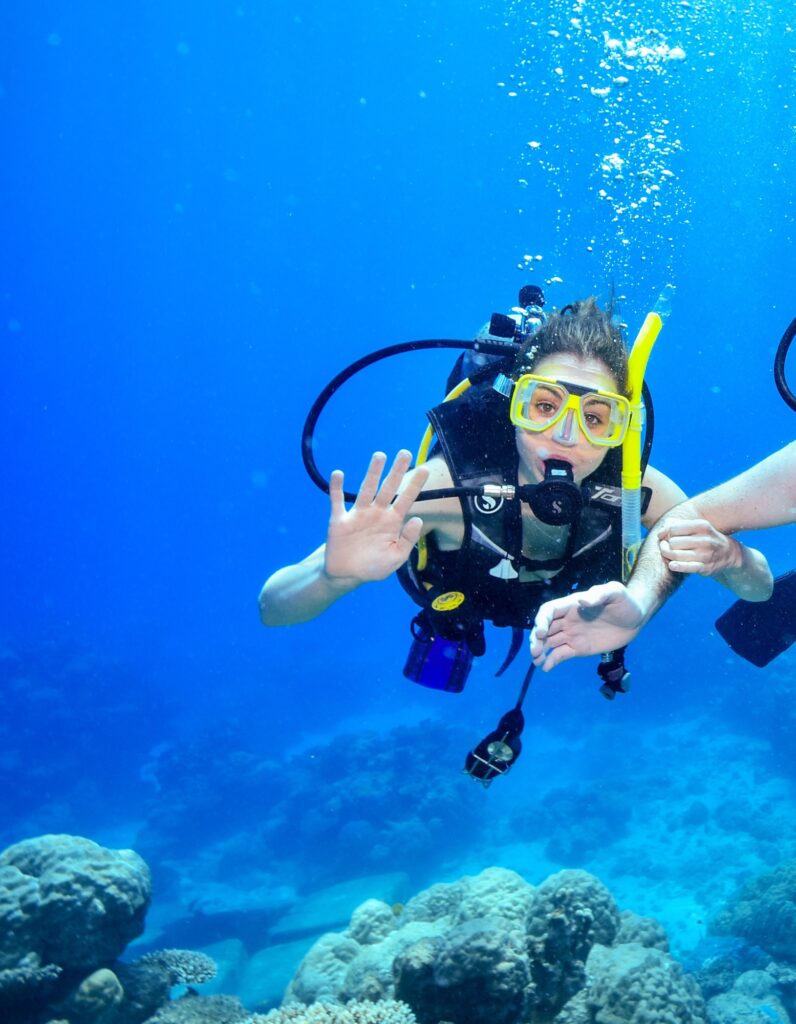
[774,315,796,413]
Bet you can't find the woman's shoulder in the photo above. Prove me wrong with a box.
[641,463,687,526]
[421,455,454,487]
[411,456,464,543]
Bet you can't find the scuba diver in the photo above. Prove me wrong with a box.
[260,291,773,784]
[531,316,796,672]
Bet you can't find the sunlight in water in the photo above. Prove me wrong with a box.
[503,0,795,294]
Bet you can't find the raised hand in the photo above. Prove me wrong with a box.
[324,450,430,583]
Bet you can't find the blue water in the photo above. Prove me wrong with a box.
[3,0,796,1013]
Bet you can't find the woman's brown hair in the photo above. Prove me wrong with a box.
[513,297,630,396]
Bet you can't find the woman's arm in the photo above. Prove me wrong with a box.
[259,450,429,626]
[259,545,360,626]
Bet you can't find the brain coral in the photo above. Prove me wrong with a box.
[575,942,707,1023]
[137,948,218,986]
[452,866,535,927]
[614,910,669,951]
[341,920,447,1004]
[348,900,399,946]
[284,933,362,1005]
[526,869,621,1019]
[705,969,790,1024]
[401,879,465,924]
[395,916,530,1024]
[0,833,151,973]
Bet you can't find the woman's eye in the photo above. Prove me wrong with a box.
[535,400,556,415]
[585,413,606,428]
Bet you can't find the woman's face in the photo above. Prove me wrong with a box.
[515,353,622,485]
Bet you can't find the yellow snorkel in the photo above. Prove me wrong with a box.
[622,284,675,580]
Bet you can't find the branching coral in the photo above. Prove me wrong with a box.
[145,991,250,1022]
[249,999,418,1024]
[0,960,61,994]
[137,948,218,986]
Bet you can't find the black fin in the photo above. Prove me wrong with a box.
[715,569,796,667]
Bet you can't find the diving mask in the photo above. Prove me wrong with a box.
[509,374,630,448]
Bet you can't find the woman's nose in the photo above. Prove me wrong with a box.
[551,409,580,446]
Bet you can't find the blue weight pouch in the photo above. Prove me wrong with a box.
[403,615,474,693]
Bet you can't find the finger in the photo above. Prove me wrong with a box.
[329,470,345,519]
[373,449,413,508]
[532,594,592,641]
[667,560,705,574]
[664,519,710,537]
[531,601,565,640]
[539,642,578,671]
[529,627,547,657]
[392,464,431,517]
[662,550,699,567]
[662,536,700,555]
[354,452,388,509]
[531,618,579,664]
[398,515,424,550]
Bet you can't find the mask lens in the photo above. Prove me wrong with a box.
[511,378,567,431]
[578,392,629,446]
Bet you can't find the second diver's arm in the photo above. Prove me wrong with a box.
[632,458,775,608]
[529,459,777,669]
[646,442,796,603]
[686,441,796,533]
[656,512,773,601]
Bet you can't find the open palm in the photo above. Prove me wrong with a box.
[324,450,430,582]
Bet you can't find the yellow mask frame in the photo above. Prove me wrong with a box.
[509,373,631,448]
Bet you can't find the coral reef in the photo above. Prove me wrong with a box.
[711,860,796,961]
[144,992,250,1023]
[0,833,221,1024]
[519,784,632,864]
[137,721,486,894]
[614,910,669,951]
[0,643,173,851]
[0,834,151,973]
[684,935,771,1000]
[526,869,620,1018]
[554,942,707,1023]
[137,950,218,987]
[249,1000,418,1024]
[13,830,796,1024]
[704,969,790,1023]
[280,864,706,1024]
